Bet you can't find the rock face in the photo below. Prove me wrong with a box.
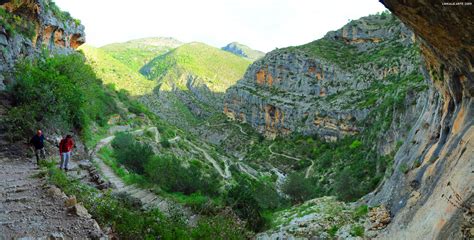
[0,0,85,89]
[366,1,474,239]
[224,13,426,143]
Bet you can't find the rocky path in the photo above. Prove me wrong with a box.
[184,139,231,179]
[268,142,315,178]
[0,155,102,239]
[92,132,192,218]
[0,92,102,239]
[304,159,315,178]
[268,143,302,161]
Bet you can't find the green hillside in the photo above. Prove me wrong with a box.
[141,42,251,93]
[79,45,156,96]
[101,37,182,72]
[222,42,266,61]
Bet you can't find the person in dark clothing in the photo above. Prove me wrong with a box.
[30,130,46,164]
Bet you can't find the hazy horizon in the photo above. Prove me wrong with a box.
[54,0,387,52]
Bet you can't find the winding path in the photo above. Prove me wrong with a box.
[183,139,231,179]
[205,121,247,135]
[268,143,315,178]
[92,130,191,217]
[268,143,302,161]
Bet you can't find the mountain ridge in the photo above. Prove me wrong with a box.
[222,42,266,61]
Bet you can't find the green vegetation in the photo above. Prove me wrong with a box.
[44,0,75,24]
[141,42,251,93]
[101,37,182,72]
[225,174,287,232]
[146,154,220,196]
[111,132,154,174]
[42,161,248,239]
[79,45,156,96]
[247,133,391,202]
[6,51,117,142]
[267,196,367,238]
[0,8,36,39]
[283,13,410,70]
[110,133,220,196]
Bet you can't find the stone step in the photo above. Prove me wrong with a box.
[3,196,32,203]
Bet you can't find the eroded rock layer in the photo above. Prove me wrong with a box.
[0,0,85,89]
[367,1,473,239]
[224,13,425,142]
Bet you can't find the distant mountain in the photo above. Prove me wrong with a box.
[139,42,251,128]
[101,37,183,72]
[79,45,156,96]
[222,42,265,61]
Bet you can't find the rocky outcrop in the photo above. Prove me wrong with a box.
[0,0,85,89]
[222,42,266,61]
[365,1,473,239]
[224,13,425,142]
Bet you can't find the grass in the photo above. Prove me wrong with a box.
[101,37,182,73]
[41,161,247,239]
[79,45,156,96]
[141,42,251,93]
[267,196,367,237]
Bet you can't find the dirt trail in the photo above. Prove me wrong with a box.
[305,160,315,178]
[268,143,315,178]
[93,130,193,218]
[268,143,302,161]
[0,92,101,239]
[0,156,102,239]
[183,139,231,179]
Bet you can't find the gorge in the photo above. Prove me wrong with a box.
[0,0,472,239]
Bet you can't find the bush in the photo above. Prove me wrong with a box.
[160,138,171,148]
[282,172,320,203]
[145,155,219,196]
[111,133,154,174]
[46,166,193,239]
[225,180,265,232]
[349,140,362,149]
[350,225,365,237]
[191,214,248,240]
[225,175,285,232]
[7,52,117,140]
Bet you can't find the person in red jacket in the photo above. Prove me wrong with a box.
[59,135,74,171]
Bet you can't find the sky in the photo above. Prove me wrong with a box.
[54,0,387,52]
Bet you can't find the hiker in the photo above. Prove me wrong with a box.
[59,134,75,171]
[29,130,46,165]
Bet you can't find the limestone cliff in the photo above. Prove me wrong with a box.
[0,0,85,89]
[366,1,473,239]
[224,13,427,147]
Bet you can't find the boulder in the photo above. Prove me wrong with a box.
[68,203,91,218]
[65,195,77,207]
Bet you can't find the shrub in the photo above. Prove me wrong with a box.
[350,225,365,237]
[225,175,285,232]
[145,155,219,196]
[349,140,362,149]
[7,52,117,140]
[191,214,248,240]
[160,138,171,148]
[282,172,320,203]
[111,133,154,174]
[225,180,265,232]
[353,205,369,220]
